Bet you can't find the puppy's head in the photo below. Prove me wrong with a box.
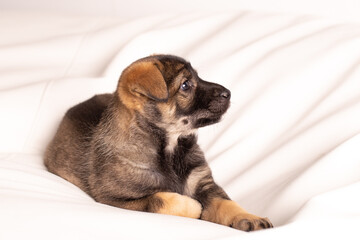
[117,54,230,133]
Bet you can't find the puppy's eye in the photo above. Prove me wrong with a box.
[180,80,191,91]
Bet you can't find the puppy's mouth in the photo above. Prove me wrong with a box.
[194,116,222,128]
[192,102,230,128]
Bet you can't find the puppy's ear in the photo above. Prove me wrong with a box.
[119,61,168,102]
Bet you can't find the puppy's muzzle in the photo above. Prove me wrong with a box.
[191,80,231,128]
[207,83,231,114]
[212,87,231,107]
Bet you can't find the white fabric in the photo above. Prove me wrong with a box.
[2,0,360,22]
[1,10,359,240]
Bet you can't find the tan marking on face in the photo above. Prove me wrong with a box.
[172,71,197,111]
[154,192,202,219]
[167,72,186,96]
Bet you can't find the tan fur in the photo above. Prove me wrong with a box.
[167,72,186,96]
[162,71,197,111]
[117,61,168,111]
[201,198,273,231]
[154,192,202,219]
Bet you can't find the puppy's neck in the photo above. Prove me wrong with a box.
[165,133,180,153]
[112,97,198,154]
[164,125,197,153]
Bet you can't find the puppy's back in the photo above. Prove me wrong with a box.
[65,94,111,136]
[44,94,112,192]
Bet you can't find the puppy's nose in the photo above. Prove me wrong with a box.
[220,89,231,99]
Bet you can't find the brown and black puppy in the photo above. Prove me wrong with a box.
[44,54,273,231]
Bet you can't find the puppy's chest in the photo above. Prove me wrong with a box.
[156,135,203,192]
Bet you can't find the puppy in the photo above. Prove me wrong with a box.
[44,54,273,231]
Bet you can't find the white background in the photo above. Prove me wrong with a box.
[1,0,360,21]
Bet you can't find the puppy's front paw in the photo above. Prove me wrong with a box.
[155,192,202,219]
[231,214,273,231]
[201,199,273,232]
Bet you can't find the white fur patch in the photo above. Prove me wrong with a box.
[163,117,197,153]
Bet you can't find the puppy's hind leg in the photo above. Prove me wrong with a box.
[96,192,202,219]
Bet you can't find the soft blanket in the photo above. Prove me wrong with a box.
[0,10,359,239]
